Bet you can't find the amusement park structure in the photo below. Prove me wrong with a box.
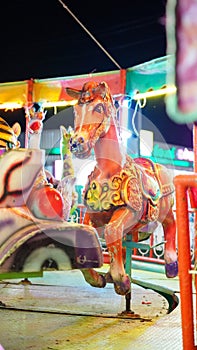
[1,1,197,348]
[0,55,193,349]
[0,53,195,345]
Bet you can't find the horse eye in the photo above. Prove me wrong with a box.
[94,104,104,114]
[78,137,84,144]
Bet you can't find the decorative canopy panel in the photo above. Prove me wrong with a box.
[33,70,123,104]
[0,56,175,113]
[0,70,123,110]
[0,81,29,108]
[126,55,172,97]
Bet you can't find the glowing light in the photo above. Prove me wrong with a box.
[42,100,78,108]
[133,86,176,100]
[0,100,78,110]
[0,102,23,110]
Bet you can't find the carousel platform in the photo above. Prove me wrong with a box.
[0,266,187,350]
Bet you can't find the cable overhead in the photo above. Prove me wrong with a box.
[57,0,122,70]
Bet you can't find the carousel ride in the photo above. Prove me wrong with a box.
[0,79,180,318]
[0,0,183,316]
[1,1,197,348]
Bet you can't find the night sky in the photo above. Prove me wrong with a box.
[0,0,167,82]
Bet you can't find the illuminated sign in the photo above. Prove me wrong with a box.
[151,143,194,167]
[176,148,194,162]
[153,144,176,160]
[153,144,194,162]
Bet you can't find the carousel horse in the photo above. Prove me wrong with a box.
[25,103,65,220]
[57,125,77,220]
[66,81,178,296]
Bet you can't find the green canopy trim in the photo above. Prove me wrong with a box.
[126,56,172,97]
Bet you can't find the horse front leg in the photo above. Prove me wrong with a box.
[105,207,139,296]
[80,211,107,289]
[162,208,178,278]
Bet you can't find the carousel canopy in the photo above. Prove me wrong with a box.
[0,56,170,110]
[1,54,193,125]
[126,55,171,96]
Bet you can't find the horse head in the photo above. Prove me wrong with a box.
[66,81,116,159]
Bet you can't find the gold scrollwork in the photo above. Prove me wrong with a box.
[85,175,125,211]
[85,168,144,212]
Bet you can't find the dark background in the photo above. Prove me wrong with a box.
[0,0,167,82]
[0,0,193,148]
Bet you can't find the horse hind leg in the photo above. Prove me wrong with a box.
[79,241,127,291]
[162,208,178,278]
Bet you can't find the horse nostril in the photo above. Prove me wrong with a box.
[78,137,84,144]
[70,136,85,153]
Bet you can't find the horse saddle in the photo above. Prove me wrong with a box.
[134,157,162,205]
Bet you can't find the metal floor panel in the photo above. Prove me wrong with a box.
[0,269,185,350]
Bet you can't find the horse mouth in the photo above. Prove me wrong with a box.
[70,142,92,159]
[75,149,91,159]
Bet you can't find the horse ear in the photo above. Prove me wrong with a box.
[98,81,112,101]
[12,122,21,137]
[100,81,111,93]
[60,125,66,134]
[60,125,73,137]
[99,81,108,90]
[65,87,81,99]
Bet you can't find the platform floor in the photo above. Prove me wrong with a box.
[0,267,192,350]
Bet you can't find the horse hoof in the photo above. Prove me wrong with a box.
[114,274,131,296]
[165,261,178,278]
[105,272,113,283]
[82,270,106,288]
[93,273,107,288]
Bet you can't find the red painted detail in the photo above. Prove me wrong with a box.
[142,301,152,305]
[27,186,64,220]
[30,120,42,132]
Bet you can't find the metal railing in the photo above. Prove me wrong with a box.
[68,204,195,266]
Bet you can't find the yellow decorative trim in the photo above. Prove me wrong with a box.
[84,156,174,214]
[85,160,143,212]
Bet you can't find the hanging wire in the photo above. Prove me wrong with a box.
[57,0,122,70]
[131,98,147,137]
[112,94,147,139]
